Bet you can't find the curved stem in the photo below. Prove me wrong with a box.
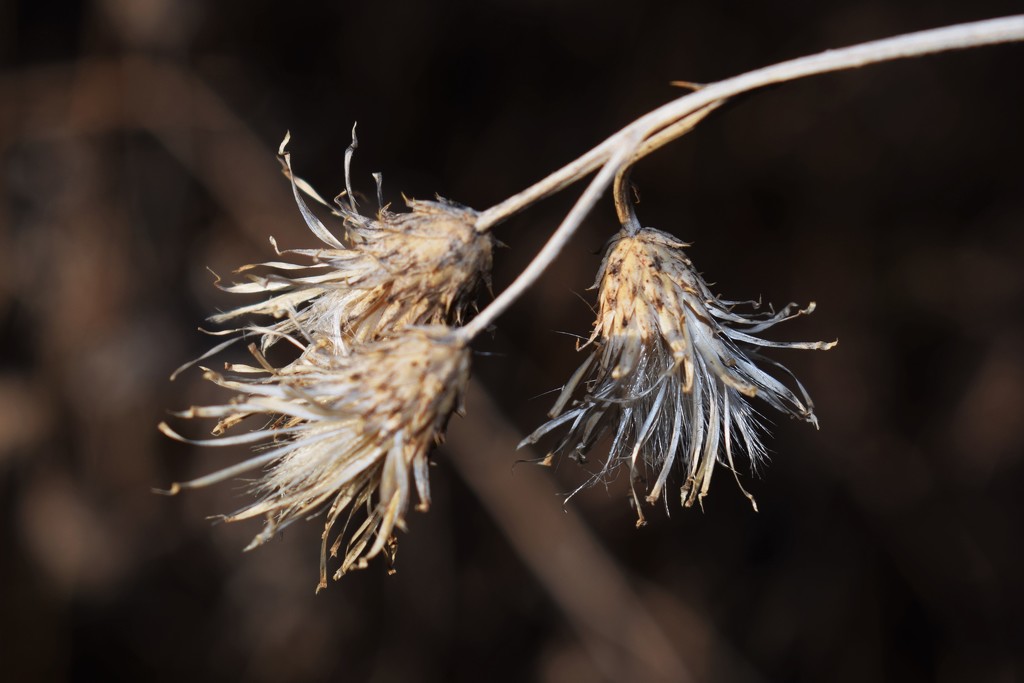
[613,167,640,235]
[615,103,722,235]
[459,136,642,342]
[473,15,1024,233]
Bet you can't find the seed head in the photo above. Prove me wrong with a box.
[161,326,471,589]
[522,227,835,521]
[207,141,493,357]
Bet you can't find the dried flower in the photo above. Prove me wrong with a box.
[522,226,835,522]
[161,326,471,589]
[206,137,492,360]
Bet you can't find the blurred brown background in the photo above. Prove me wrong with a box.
[2,1,1023,681]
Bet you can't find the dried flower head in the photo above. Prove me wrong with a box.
[206,137,493,359]
[522,226,835,522]
[161,326,471,589]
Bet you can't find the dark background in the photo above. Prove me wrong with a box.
[2,1,1023,681]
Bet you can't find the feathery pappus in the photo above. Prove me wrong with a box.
[522,226,836,523]
[195,134,493,366]
[161,326,471,589]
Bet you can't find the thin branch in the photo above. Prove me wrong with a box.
[474,15,1024,232]
[613,166,640,236]
[613,101,723,235]
[446,380,709,683]
[458,135,642,341]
